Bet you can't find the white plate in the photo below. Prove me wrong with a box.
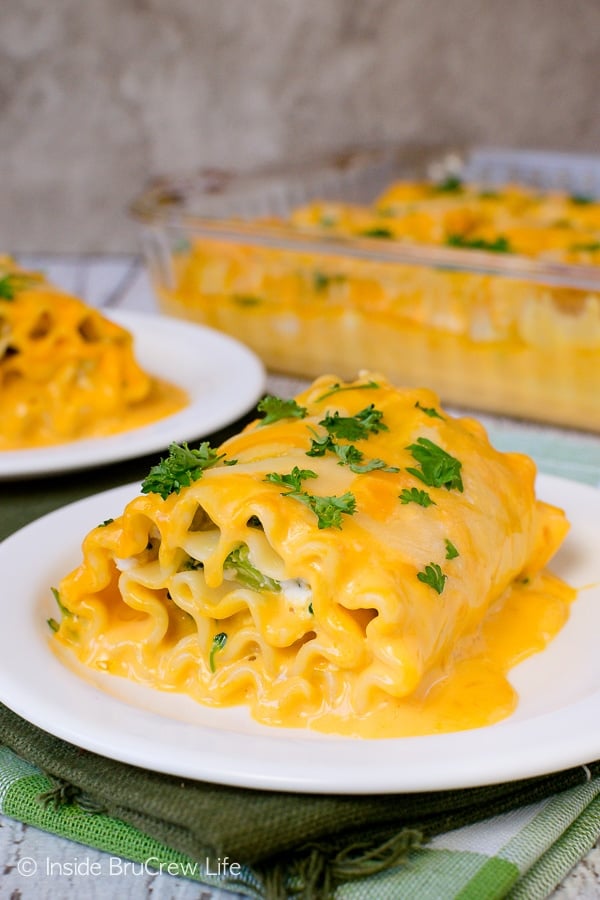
[1,474,599,795]
[0,311,266,479]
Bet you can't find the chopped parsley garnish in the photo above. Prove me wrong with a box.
[570,241,600,252]
[257,395,308,426]
[182,557,203,571]
[0,272,42,300]
[333,444,399,473]
[293,490,357,530]
[224,544,281,593]
[570,194,593,205]
[359,227,393,239]
[415,401,444,420]
[316,380,380,402]
[327,441,364,467]
[433,175,463,194]
[445,539,459,560]
[307,430,398,474]
[141,441,224,499]
[446,234,511,253]
[232,295,263,306]
[306,432,337,458]
[312,271,346,292]
[47,586,69,632]
[265,468,356,529]
[51,586,70,617]
[399,487,435,507]
[98,518,114,527]
[265,466,317,492]
[336,451,399,475]
[308,602,314,615]
[209,632,227,672]
[417,562,447,594]
[320,404,388,441]
[406,438,464,492]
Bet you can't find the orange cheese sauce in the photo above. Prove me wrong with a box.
[0,376,188,451]
[289,571,575,737]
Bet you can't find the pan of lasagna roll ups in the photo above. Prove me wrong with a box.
[48,373,575,739]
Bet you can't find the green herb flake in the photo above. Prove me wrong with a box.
[399,487,435,507]
[406,437,464,492]
[47,617,60,633]
[141,441,224,499]
[570,194,594,205]
[359,227,393,239]
[307,432,398,474]
[330,442,364,467]
[446,234,512,253]
[265,466,318,492]
[320,404,388,441]
[299,490,357,530]
[316,380,380,402]
[570,241,600,252]
[51,586,70,617]
[345,456,399,474]
[0,272,42,300]
[445,539,459,560]
[433,175,463,194]
[257,395,308,426]
[312,271,346,292]
[232,295,263,307]
[417,562,447,594]
[224,544,281,593]
[98,518,114,528]
[209,632,227,672]
[415,401,444,420]
[308,602,314,615]
[306,432,337,458]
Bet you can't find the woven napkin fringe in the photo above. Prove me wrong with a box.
[38,777,422,900]
[38,776,107,815]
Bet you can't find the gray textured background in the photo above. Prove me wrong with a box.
[1,0,599,252]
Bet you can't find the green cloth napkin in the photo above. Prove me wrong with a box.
[1,727,600,900]
[1,413,600,899]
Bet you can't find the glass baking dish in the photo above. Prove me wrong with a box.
[130,146,600,432]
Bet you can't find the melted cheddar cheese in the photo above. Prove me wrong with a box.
[0,258,187,449]
[50,375,575,738]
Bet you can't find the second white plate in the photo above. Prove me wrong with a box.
[0,474,599,794]
[0,311,266,479]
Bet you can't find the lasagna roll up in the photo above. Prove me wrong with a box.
[52,374,573,737]
[0,257,186,449]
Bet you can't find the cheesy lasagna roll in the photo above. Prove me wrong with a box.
[0,257,186,449]
[51,374,574,737]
